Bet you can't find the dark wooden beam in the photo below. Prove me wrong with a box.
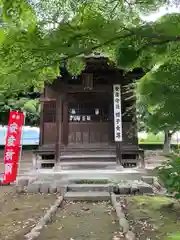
[67,84,111,93]
[62,96,69,146]
[39,89,45,146]
[55,95,62,162]
[39,103,44,146]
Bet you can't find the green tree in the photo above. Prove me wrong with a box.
[1,0,180,145]
[136,69,180,153]
[0,0,179,93]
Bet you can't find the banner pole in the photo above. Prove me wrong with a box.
[17,112,26,181]
[2,109,11,184]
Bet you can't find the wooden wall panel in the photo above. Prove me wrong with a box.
[42,100,57,145]
[43,123,56,144]
[44,85,57,99]
[68,122,110,144]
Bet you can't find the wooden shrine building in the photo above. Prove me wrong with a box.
[34,53,144,169]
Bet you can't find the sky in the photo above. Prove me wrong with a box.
[142,5,180,21]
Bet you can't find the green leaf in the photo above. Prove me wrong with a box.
[116,47,139,69]
[174,193,180,199]
[66,58,85,76]
[154,14,180,36]
[167,232,180,240]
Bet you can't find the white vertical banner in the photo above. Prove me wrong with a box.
[113,84,122,142]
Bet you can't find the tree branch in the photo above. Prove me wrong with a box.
[121,25,180,42]
[4,24,180,79]
[63,29,180,63]
[63,32,133,60]
[4,31,133,78]
[137,38,177,55]
[119,25,180,54]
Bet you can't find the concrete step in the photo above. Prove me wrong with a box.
[54,169,145,181]
[56,161,116,170]
[67,184,110,192]
[64,191,110,201]
[59,161,116,165]
[56,161,138,170]
[60,155,116,162]
[21,168,149,183]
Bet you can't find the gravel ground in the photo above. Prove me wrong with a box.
[36,200,125,240]
[0,192,57,240]
[0,150,168,240]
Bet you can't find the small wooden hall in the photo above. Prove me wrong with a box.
[34,53,144,169]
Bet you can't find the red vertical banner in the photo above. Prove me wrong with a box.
[2,111,25,184]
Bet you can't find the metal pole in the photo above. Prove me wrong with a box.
[17,112,26,180]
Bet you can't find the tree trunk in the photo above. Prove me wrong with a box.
[163,130,171,154]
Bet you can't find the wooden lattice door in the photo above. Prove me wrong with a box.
[68,93,113,144]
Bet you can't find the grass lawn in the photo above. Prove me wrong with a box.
[122,196,180,240]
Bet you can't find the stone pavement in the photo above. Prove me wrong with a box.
[16,166,155,195]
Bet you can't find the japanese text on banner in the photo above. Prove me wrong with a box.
[113,85,122,142]
[2,111,25,183]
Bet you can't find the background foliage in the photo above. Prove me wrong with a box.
[0,95,40,126]
[156,154,180,199]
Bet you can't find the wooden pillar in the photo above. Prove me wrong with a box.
[39,101,44,146]
[139,151,145,168]
[116,143,122,164]
[39,91,45,146]
[55,95,62,162]
[62,95,69,146]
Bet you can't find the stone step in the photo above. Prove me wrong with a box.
[67,184,110,192]
[67,177,109,184]
[64,191,110,201]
